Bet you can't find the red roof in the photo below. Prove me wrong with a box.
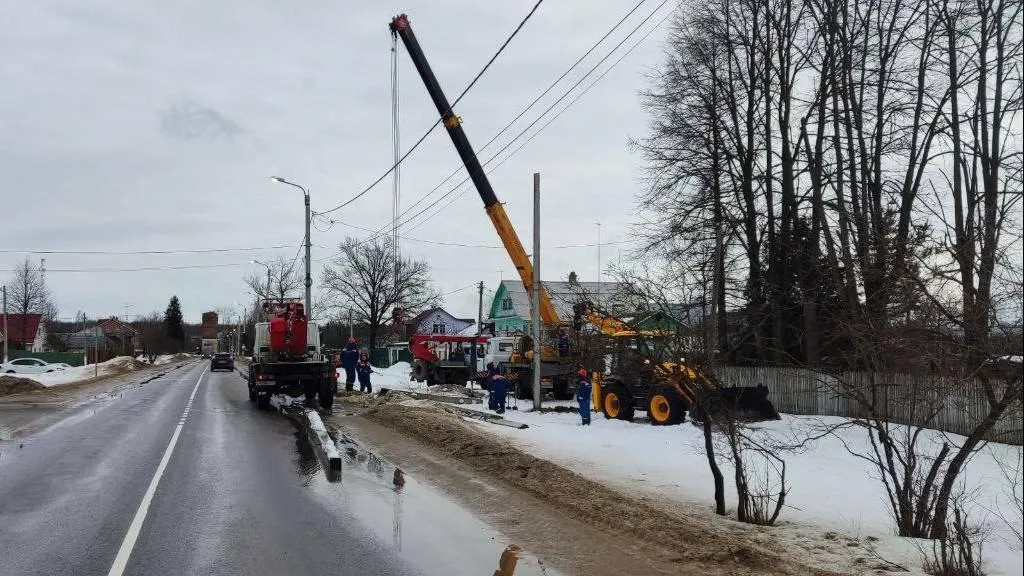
[100,317,137,335]
[2,313,43,346]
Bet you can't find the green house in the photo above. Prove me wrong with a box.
[487,280,634,334]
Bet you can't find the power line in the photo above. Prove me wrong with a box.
[396,0,673,236]
[6,263,251,273]
[326,218,636,250]
[325,0,651,240]
[0,245,299,256]
[335,0,652,234]
[314,1,669,263]
[317,1,546,217]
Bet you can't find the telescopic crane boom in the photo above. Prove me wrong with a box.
[389,14,559,326]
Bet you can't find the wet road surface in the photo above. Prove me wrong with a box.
[0,362,551,576]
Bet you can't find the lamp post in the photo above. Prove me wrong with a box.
[270,176,311,314]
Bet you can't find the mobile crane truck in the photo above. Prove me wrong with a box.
[391,13,577,401]
[390,14,779,422]
[247,300,336,411]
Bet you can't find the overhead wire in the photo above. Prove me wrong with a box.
[316,0,663,260]
[331,0,651,232]
[401,2,675,235]
[324,218,636,250]
[316,0,546,217]
[366,0,674,242]
[0,245,299,256]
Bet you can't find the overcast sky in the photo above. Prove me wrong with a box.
[0,0,673,323]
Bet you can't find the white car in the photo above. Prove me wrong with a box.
[1,358,67,375]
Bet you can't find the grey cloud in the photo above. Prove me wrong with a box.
[160,98,241,142]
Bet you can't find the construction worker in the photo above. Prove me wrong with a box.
[576,369,592,425]
[341,337,359,392]
[488,365,508,414]
[357,352,373,393]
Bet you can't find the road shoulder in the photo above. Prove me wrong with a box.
[328,397,837,576]
[0,361,192,440]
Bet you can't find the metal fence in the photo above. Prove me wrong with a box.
[713,366,1023,446]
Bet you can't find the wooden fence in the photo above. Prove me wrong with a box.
[713,366,1023,446]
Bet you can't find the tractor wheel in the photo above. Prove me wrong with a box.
[648,388,685,425]
[601,381,635,422]
[318,380,335,410]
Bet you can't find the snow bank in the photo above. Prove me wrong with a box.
[27,356,149,388]
[470,405,1022,575]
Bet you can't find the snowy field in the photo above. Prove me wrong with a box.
[460,401,1022,575]
[362,362,1022,573]
[25,355,180,387]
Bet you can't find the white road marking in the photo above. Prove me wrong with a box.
[106,365,208,576]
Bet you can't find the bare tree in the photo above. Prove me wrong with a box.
[6,257,54,345]
[243,254,303,311]
[321,237,439,349]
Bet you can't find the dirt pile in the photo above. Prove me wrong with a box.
[0,376,47,396]
[365,401,835,576]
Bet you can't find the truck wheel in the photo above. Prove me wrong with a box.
[552,377,571,400]
[248,386,257,402]
[648,387,684,425]
[515,372,533,400]
[318,380,334,410]
[602,381,635,422]
[256,394,271,411]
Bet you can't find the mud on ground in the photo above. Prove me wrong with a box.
[0,376,47,396]
[358,393,845,576]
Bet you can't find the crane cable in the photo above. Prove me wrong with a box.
[391,31,403,299]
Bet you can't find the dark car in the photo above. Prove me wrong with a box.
[211,352,234,372]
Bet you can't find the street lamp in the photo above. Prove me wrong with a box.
[270,176,311,314]
[250,260,272,300]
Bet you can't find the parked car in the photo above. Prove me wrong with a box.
[1,358,67,374]
[47,363,74,370]
[210,352,234,372]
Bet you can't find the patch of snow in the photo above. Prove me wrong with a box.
[468,407,1023,576]
[26,356,147,387]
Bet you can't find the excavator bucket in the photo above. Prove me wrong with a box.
[714,384,780,421]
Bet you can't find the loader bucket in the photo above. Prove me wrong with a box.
[715,384,780,421]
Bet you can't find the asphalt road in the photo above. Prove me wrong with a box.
[0,362,532,576]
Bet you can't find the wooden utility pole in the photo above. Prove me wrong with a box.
[532,173,542,408]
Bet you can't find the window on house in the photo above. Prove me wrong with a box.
[432,323,446,334]
[501,298,513,311]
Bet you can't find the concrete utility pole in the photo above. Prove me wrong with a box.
[532,172,542,408]
[477,281,485,336]
[2,285,8,363]
[596,221,602,306]
[348,309,353,339]
[270,177,312,314]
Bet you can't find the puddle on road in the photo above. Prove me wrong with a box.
[292,430,322,486]
[301,431,559,576]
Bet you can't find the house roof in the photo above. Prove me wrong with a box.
[100,317,137,335]
[406,307,474,328]
[496,280,641,322]
[1,313,43,345]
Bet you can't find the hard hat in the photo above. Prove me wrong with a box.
[578,369,588,377]
[348,337,356,344]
